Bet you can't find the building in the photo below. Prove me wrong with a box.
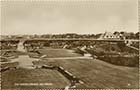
[98,31,125,40]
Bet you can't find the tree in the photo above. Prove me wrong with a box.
[117,42,126,52]
[120,31,125,35]
[95,33,102,39]
[114,31,120,35]
[135,32,139,39]
[129,32,135,39]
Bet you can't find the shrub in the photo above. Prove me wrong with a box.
[98,55,139,67]
[74,48,85,55]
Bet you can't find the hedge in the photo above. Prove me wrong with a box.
[98,55,139,67]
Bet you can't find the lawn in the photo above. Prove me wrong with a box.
[1,48,139,89]
[40,58,139,89]
[2,68,69,89]
[38,48,81,58]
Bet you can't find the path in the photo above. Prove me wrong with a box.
[42,56,93,60]
[11,40,39,69]
[11,55,39,69]
[126,45,139,51]
[17,40,26,52]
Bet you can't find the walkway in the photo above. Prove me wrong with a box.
[42,56,93,60]
[126,45,139,51]
[11,55,39,69]
[11,40,39,69]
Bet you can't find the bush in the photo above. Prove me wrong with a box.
[74,48,85,55]
[86,49,119,56]
[98,55,139,67]
[117,42,126,52]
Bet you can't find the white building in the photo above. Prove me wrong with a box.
[98,32,125,40]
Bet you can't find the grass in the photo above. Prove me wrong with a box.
[2,68,69,89]
[1,48,139,89]
[1,62,19,68]
[40,58,139,89]
[37,48,81,58]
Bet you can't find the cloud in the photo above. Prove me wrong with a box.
[1,0,138,35]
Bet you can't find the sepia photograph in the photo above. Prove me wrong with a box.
[0,0,139,89]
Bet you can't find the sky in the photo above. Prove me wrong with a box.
[1,0,138,35]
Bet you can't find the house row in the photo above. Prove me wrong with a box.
[98,32,125,40]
